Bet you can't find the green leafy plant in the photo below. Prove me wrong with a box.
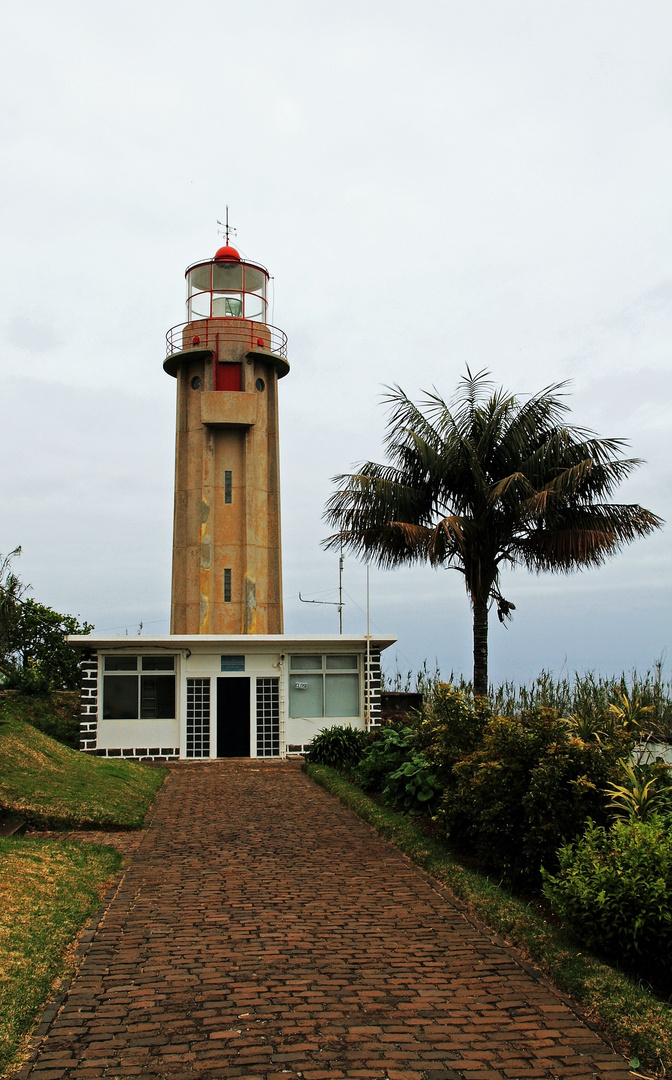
[608,691,655,731]
[543,817,672,983]
[355,725,417,793]
[383,753,441,815]
[305,724,365,770]
[564,712,606,742]
[485,664,672,742]
[605,759,672,822]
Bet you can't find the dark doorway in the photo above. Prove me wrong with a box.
[217,677,250,757]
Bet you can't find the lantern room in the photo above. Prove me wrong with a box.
[186,244,268,323]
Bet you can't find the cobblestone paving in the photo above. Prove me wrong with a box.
[21,759,632,1080]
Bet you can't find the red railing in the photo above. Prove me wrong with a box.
[165,320,288,360]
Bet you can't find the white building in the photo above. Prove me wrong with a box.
[71,633,395,760]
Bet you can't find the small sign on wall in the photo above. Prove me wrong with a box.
[294,682,308,690]
[221,655,245,672]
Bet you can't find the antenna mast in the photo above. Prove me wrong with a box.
[338,543,344,635]
[216,206,237,246]
[299,548,345,634]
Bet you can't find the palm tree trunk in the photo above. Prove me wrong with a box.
[472,596,488,697]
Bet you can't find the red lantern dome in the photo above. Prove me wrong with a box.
[214,244,241,262]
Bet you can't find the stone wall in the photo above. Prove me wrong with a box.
[79,651,99,753]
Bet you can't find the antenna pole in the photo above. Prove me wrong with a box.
[217,207,237,246]
[365,564,371,730]
[338,544,344,634]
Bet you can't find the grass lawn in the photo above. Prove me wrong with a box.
[0,692,79,749]
[306,763,672,1077]
[0,717,167,829]
[0,837,122,1077]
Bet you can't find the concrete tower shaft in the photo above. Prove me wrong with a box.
[164,244,289,635]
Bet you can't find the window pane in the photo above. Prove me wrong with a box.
[289,673,323,718]
[104,656,137,671]
[140,675,176,719]
[188,265,211,293]
[142,656,175,671]
[242,265,266,294]
[244,293,264,321]
[326,654,358,670]
[212,293,243,317]
[189,292,211,319]
[290,655,322,671]
[212,263,243,291]
[103,675,138,719]
[325,674,359,717]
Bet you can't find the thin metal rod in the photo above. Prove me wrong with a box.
[365,564,371,730]
[338,545,344,635]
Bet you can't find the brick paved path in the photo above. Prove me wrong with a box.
[22,760,632,1080]
[28,829,146,857]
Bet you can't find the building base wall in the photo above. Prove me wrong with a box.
[74,635,390,762]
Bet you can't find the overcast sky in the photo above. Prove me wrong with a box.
[1,0,670,686]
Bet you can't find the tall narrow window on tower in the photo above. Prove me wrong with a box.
[224,471,232,504]
[224,569,232,603]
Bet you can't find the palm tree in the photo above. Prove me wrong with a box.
[324,370,662,696]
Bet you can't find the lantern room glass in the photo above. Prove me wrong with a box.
[186,260,268,323]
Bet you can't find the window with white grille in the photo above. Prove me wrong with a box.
[256,678,279,757]
[186,678,210,758]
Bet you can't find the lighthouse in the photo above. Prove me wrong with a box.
[70,230,395,762]
[164,238,289,636]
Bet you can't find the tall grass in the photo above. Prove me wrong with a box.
[383,660,672,740]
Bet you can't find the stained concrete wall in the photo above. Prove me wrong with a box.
[169,319,285,635]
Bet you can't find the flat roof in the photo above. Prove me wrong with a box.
[67,633,397,651]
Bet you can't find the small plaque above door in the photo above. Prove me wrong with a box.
[221,655,245,672]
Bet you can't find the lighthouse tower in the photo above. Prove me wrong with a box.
[164,239,289,636]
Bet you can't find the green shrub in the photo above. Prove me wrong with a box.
[419,683,491,788]
[355,725,439,815]
[305,725,365,769]
[543,817,672,984]
[356,726,417,793]
[0,546,93,692]
[440,707,626,884]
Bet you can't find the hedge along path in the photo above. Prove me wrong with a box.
[18,759,634,1080]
